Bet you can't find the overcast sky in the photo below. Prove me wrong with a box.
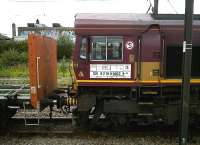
[0,0,200,37]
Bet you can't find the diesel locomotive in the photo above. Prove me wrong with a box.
[70,13,200,127]
[1,13,200,129]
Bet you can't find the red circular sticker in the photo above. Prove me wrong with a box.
[126,41,134,50]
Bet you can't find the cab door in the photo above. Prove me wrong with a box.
[140,25,161,81]
[76,37,90,80]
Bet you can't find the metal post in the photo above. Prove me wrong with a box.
[153,0,159,15]
[179,0,194,145]
[12,23,16,39]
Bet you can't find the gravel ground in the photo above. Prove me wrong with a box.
[9,107,200,145]
[14,106,69,118]
[0,132,200,145]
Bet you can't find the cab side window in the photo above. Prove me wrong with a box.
[91,36,122,61]
[91,36,106,60]
[80,38,87,59]
[107,37,123,60]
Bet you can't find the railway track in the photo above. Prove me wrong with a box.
[0,78,30,101]
[0,77,70,88]
[0,77,69,102]
[0,85,30,99]
[1,110,200,145]
[5,117,75,135]
[4,117,200,139]
[2,116,172,135]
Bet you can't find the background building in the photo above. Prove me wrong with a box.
[13,20,74,41]
[0,33,11,40]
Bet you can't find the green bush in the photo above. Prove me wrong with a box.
[14,41,28,53]
[0,40,27,53]
[0,49,27,66]
[57,36,74,60]
[0,35,73,68]
[58,56,70,77]
[0,40,14,53]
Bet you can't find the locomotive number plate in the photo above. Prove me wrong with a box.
[90,64,131,78]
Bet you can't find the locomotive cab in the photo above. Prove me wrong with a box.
[76,36,134,81]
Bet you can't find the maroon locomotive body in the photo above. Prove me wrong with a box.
[72,13,200,126]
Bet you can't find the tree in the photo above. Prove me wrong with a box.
[57,35,74,60]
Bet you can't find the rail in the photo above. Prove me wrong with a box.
[0,77,71,98]
[0,85,29,101]
[0,77,71,87]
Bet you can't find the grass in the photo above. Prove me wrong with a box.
[57,59,71,78]
[0,62,72,86]
[0,64,28,78]
[0,61,71,78]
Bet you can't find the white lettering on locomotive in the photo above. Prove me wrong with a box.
[90,64,131,78]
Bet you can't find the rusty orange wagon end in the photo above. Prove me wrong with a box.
[28,34,57,108]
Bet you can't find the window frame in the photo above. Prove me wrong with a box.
[90,36,123,62]
[91,36,106,61]
[79,37,87,59]
[107,36,123,61]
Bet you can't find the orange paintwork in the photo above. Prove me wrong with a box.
[28,34,57,108]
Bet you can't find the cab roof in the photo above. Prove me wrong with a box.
[75,13,200,27]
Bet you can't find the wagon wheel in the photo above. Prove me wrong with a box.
[90,99,104,129]
[76,111,90,130]
[0,105,8,131]
[0,103,17,131]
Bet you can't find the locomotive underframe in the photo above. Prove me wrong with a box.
[77,84,200,126]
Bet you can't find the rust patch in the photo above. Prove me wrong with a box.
[28,34,57,108]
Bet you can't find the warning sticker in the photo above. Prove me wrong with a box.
[125,41,134,50]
